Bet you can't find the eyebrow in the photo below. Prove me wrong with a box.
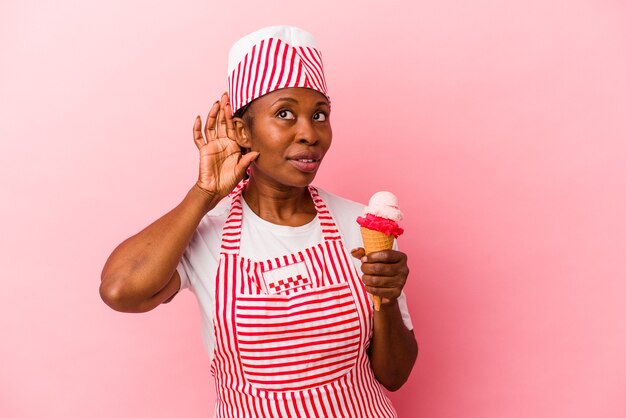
[271,97,329,107]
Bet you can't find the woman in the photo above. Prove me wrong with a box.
[101,25,417,417]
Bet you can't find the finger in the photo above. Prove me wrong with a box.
[362,249,405,264]
[223,98,238,140]
[372,295,382,311]
[360,262,400,277]
[234,151,259,177]
[351,247,365,259]
[205,101,219,140]
[361,274,403,289]
[217,93,229,138]
[363,278,403,295]
[193,115,205,149]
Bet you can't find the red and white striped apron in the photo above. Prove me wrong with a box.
[210,183,397,417]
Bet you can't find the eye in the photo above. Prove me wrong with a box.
[277,109,295,120]
[313,111,327,121]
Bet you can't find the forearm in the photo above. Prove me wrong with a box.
[100,185,220,312]
[368,299,417,391]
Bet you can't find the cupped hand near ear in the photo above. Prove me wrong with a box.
[193,93,259,200]
[351,248,409,309]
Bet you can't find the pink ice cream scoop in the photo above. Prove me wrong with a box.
[357,191,404,238]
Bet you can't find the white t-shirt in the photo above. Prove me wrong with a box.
[177,187,414,362]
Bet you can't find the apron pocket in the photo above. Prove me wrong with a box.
[235,283,361,391]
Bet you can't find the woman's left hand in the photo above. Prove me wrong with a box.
[351,248,409,308]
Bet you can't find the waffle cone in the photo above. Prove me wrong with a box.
[360,227,395,254]
[360,227,395,312]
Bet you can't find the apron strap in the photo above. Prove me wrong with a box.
[219,182,342,255]
[308,185,342,241]
[219,180,247,255]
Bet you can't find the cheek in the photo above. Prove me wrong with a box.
[320,125,333,148]
[250,129,289,154]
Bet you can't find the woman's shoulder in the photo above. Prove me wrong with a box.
[315,187,364,211]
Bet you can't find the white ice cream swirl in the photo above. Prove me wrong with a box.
[362,191,403,221]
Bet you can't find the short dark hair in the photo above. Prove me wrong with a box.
[233,102,253,125]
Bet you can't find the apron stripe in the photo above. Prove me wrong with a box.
[238,258,245,296]
[244,355,358,379]
[321,245,335,286]
[304,246,323,286]
[347,365,368,417]
[236,306,357,327]
[240,342,358,362]
[237,307,351,320]
[240,348,359,369]
[316,387,331,417]
[256,394,267,418]
[238,322,359,340]
[333,380,354,417]
[212,263,231,417]
[361,362,382,417]
[326,382,345,418]
[280,392,294,418]
[328,384,347,418]
[291,392,303,418]
[304,394,319,418]
[221,256,240,416]
[300,395,312,418]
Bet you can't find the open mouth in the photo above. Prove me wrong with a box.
[288,157,322,173]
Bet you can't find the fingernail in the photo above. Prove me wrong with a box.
[361,257,367,263]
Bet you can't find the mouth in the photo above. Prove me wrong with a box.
[287,152,323,173]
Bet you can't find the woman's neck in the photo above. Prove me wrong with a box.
[242,177,317,227]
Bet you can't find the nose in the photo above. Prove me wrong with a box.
[296,119,318,145]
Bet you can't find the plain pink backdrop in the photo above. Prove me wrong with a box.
[1,0,625,417]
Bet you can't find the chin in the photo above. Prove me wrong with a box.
[282,172,319,188]
[250,164,320,189]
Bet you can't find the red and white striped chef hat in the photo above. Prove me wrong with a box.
[227,25,329,114]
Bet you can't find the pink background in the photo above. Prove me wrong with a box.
[1,0,625,417]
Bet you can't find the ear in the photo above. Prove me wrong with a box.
[233,117,252,149]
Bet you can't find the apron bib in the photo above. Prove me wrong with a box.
[210,183,396,417]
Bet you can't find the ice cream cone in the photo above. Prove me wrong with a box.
[360,227,395,311]
[360,227,395,254]
[357,191,404,312]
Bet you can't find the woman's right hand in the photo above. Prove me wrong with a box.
[193,92,259,202]
[100,93,256,313]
